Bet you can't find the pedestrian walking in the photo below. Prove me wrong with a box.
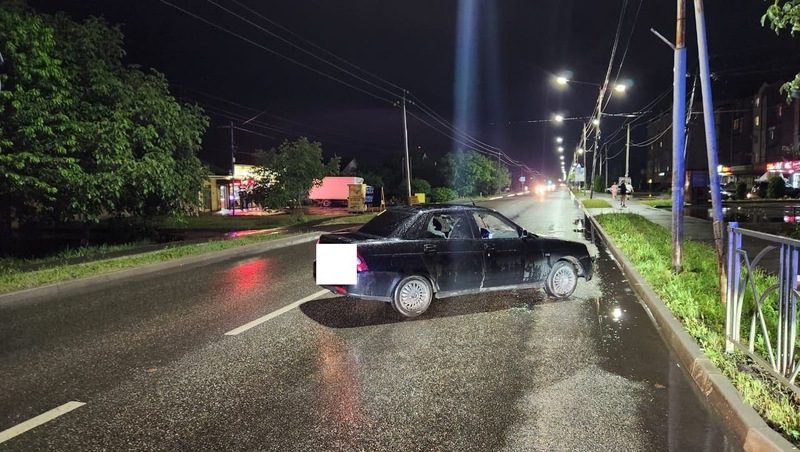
[619,180,628,207]
[610,182,618,200]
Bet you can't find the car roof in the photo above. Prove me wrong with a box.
[385,203,488,214]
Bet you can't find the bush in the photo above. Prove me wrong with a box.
[430,187,458,203]
[410,178,431,196]
[767,175,786,199]
[735,181,748,200]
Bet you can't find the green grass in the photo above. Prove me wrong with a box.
[158,212,332,230]
[596,213,800,443]
[581,199,612,208]
[640,199,672,208]
[0,232,302,294]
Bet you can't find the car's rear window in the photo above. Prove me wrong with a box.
[359,210,413,237]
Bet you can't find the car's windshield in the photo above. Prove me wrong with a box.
[358,210,413,237]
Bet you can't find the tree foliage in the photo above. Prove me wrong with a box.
[430,187,458,203]
[252,137,340,210]
[763,1,800,96]
[767,175,786,198]
[440,150,511,196]
[0,2,209,230]
[410,178,431,195]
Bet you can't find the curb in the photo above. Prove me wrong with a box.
[0,232,322,308]
[582,208,796,451]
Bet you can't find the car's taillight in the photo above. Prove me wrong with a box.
[356,253,368,272]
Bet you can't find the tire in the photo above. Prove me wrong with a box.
[545,260,578,299]
[392,275,433,317]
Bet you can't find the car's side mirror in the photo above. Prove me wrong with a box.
[520,228,529,237]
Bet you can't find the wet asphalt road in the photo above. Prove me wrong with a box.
[0,189,738,451]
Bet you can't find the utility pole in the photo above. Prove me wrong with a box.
[589,123,600,199]
[671,0,687,273]
[625,123,631,179]
[402,91,412,204]
[694,0,726,302]
[229,120,236,215]
[582,127,588,193]
[604,146,608,189]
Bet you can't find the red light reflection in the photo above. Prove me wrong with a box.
[222,258,270,295]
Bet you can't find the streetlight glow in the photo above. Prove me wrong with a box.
[577,148,584,154]
[554,114,564,123]
[555,75,569,86]
[556,136,563,144]
[613,83,627,93]
[558,146,564,153]
[592,118,600,127]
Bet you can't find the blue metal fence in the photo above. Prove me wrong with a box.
[726,221,800,389]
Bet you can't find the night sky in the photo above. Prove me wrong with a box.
[28,0,800,180]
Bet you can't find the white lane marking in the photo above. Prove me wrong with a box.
[0,401,86,444]
[225,289,330,336]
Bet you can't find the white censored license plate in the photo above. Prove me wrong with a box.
[315,243,357,285]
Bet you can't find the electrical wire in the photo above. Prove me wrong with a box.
[206,0,403,99]
[158,0,397,106]
[224,0,406,93]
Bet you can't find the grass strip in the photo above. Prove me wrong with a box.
[640,199,672,208]
[158,213,332,230]
[595,213,800,443]
[0,232,302,294]
[581,199,612,209]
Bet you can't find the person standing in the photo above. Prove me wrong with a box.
[619,180,628,207]
[610,181,618,201]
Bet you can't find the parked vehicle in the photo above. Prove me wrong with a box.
[748,181,800,199]
[314,204,594,317]
[308,176,364,207]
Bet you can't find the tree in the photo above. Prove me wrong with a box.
[252,137,340,210]
[440,150,510,197]
[767,175,786,198]
[0,2,209,248]
[410,178,431,195]
[430,187,458,203]
[763,2,800,96]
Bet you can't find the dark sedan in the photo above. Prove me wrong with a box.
[314,204,593,317]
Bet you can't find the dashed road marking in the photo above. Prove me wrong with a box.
[0,401,86,444]
[224,289,330,336]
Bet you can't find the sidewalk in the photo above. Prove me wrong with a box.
[583,193,715,243]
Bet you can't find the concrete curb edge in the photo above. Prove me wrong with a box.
[582,207,796,451]
[0,232,323,308]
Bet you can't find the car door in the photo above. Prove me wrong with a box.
[471,211,525,288]
[416,212,483,293]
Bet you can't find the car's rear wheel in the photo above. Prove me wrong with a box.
[392,275,433,317]
[545,260,578,299]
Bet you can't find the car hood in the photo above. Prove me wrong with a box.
[537,236,590,257]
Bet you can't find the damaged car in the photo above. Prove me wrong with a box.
[314,204,593,317]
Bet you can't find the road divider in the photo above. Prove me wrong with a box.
[0,401,85,444]
[224,289,330,336]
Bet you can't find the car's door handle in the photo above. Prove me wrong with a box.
[423,244,437,254]
[483,243,495,251]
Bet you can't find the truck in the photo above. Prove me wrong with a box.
[308,176,365,207]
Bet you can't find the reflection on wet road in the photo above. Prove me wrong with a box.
[1,189,738,450]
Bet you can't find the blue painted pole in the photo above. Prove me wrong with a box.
[694,0,727,302]
[671,0,687,273]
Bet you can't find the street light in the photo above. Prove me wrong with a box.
[554,114,565,123]
[592,118,600,127]
[558,146,564,153]
[556,136,563,144]
[555,75,569,86]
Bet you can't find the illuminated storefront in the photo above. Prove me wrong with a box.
[766,160,800,188]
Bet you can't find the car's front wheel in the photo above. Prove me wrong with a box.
[392,275,433,317]
[545,260,578,299]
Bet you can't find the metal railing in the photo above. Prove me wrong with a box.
[726,221,800,391]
